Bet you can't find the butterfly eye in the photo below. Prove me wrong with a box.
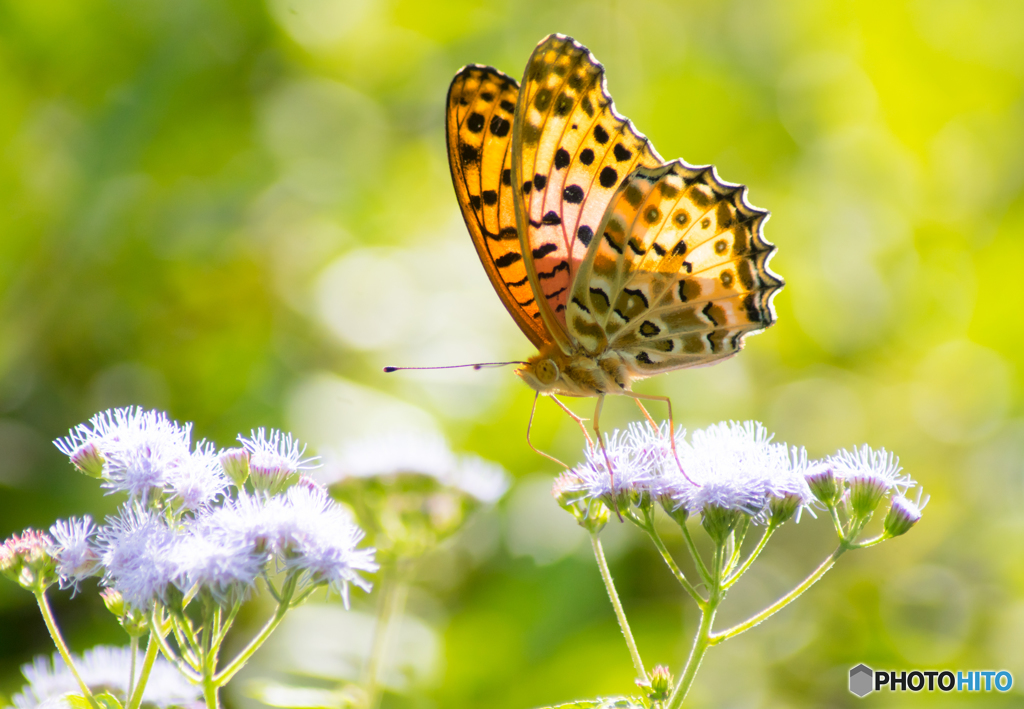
[536,359,559,385]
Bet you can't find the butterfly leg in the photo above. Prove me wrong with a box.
[550,395,595,449]
[525,391,570,469]
[591,394,623,521]
[622,391,697,486]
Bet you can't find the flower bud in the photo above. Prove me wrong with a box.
[553,473,609,534]
[883,493,925,538]
[847,473,889,519]
[767,491,802,527]
[101,588,150,637]
[805,466,840,506]
[648,664,673,702]
[100,588,125,616]
[219,447,250,487]
[69,441,106,479]
[0,530,57,591]
[701,504,743,546]
[658,494,689,527]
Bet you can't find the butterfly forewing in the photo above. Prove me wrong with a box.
[511,34,663,350]
[447,65,552,349]
[567,160,782,374]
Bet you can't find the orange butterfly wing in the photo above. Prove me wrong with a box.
[511,34,664,352]
[446,65,552,350]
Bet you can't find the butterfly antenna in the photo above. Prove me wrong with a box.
[383,361,527,373]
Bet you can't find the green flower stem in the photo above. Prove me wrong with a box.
[169,617,201,671]
[127,632,161,709]
[364,569,409,709]
[711,545,846,644]
[666,542,725,709]
[34,591,99,709]
[149,608,201,683]
[828,504,845,537]
[202,609,220,709]
[849,534,888,549]
[723,517,750,576]
[679,523,712,587]
[634,512,704,607]
[213,576,296,686]
[723,525,775,589]
[210,601,242,658]
[127,636,139,701]
[591,533,648,684]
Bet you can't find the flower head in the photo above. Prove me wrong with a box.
[48,517,100,592]
[55,408,192,499]
[0,530,56,591]
[275,485,378,606]
[828,445,910,518]
[883,488,929,538]
[10,645,199,709]
[166,441,229,510]
[95,504,179,610]
[570,422,668,510]
[239,428,317,494]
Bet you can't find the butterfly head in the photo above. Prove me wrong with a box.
[517,353,560,393]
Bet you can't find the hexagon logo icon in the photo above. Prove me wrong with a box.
[849,664,873,697]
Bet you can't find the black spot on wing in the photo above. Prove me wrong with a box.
[500,99,515,112]
[495,252,522,268]
[613,144,632,161]
[490,115,510,137]
[563,184,584,203]
[532,243,558,259]
[577,225,593,246]
[469,195,482,210]
[599,166,617,188]
[554,149,570,169]
[541,210,561,225]
[594,125,609,143]
[460,143,478,164]
[466,113,485,133]
[502,169,511,186]
[534,174,547,190]
[482,190,497,206]
[580,148,594,165]
[538,261,569,280]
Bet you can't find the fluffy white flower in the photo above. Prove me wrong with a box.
[238,428,317,493]
[55,408,192,499]
[9,645,199,709]
[95,504,179,610]
[47,517,100,592]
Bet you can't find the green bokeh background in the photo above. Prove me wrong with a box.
[2,0,1023,707]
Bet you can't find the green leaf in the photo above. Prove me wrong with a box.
[63,691,125,709]
[94,692,125,709]
[64,694,93,709]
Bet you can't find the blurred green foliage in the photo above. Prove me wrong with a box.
[2,0,1023,707]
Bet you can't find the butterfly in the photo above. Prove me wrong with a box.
[445,34,783,469]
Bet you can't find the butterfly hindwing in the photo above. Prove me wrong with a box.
[567,160,783,374]
[511,34,664,351]
[447,65,551,349]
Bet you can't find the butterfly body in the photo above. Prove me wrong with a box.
[447,34,782,415]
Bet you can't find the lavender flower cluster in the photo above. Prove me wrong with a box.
[560,420,925,533]
[45,407,377,610]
